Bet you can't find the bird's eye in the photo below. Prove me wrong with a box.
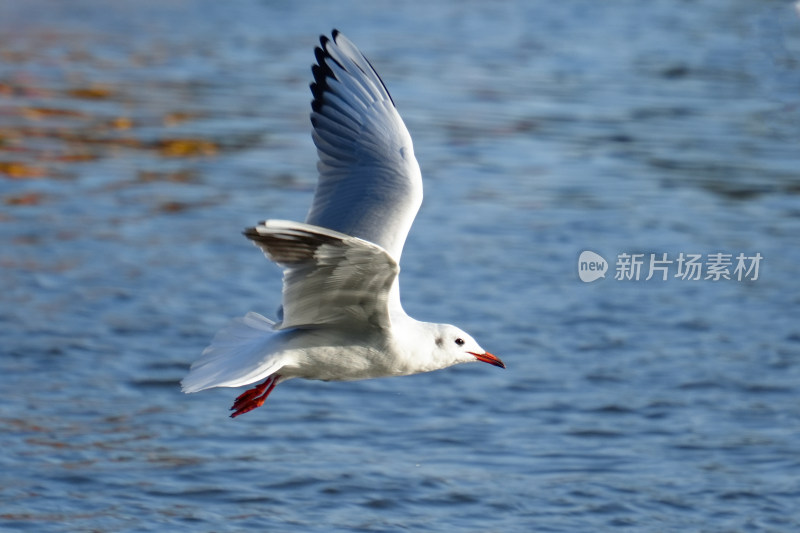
[455,338,465,346]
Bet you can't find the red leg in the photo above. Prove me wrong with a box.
[230,375,280,418]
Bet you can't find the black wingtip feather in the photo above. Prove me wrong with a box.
[310,42,334,114]
[243,224,346,265]
[309,29,395,116]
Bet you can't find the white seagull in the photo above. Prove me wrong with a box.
[182,30,504,418]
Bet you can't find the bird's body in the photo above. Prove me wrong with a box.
[182,30,504,417]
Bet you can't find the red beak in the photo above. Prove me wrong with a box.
[469,351,505,369]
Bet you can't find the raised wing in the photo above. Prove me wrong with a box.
[306,30,422,263]
[244,220,399,330]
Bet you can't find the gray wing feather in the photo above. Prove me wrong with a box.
[244,220,399,330]
[306,30,422,263]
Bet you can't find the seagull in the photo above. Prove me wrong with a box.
[181,30,504,418]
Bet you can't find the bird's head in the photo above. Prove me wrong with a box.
[431,324,505,370]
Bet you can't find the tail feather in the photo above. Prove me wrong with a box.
[181,312,283,393]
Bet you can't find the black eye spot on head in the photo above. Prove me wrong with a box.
[455,338,465,346]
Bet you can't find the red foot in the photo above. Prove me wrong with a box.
[230,375,280,418]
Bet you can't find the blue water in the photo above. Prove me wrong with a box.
[2,1,800,531]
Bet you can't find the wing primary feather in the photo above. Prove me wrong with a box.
[306,30,423,263]
[243,225,340,266]
[310,30,395,116]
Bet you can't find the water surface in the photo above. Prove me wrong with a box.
[2,1,800,531]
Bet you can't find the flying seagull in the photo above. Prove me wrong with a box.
[181,30,504,418]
